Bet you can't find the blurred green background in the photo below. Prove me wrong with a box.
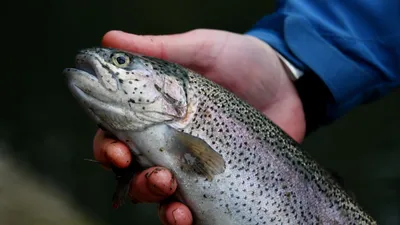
[2,0,399,224]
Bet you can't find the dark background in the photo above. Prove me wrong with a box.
[2,0,399,224]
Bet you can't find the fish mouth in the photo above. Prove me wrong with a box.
[73,53,99,79]
[75,60,98,78]
[63,53,115,105]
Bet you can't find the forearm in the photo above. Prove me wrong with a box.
[246,0,400,133]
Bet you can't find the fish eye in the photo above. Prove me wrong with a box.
[111,53,130,68]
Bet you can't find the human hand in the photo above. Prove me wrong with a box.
[93,29,306,225]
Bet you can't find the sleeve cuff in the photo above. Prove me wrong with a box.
[245,14,394,125]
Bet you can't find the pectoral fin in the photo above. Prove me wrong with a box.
[83,157,138,209]
[111,160,142,209]
[174,130,226,180]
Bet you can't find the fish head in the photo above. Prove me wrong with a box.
[63,47,189,131]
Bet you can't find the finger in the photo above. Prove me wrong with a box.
[101,29,229,73]
[93,129,131,169]
[130,167,177,203]
[159,202,193,225]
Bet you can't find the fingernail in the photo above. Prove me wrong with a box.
[145,167,164,178]
[171,209,180,225]
[146,168,169,196]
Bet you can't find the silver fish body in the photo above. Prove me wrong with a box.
[64,48,376,225]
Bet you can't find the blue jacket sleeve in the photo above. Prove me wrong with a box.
[245,0,400,126]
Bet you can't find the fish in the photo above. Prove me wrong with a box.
[63,47,377,225]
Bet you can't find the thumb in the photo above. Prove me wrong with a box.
[101,29,229,72]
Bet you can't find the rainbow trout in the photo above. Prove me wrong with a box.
[63,48,376,225]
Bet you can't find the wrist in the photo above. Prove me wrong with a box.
[248,36,306,142]
[271,47,333,136]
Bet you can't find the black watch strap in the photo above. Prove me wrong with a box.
[294,70,334,136]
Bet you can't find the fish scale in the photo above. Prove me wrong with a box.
[64,47,376,225]
[176,71,371,224]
